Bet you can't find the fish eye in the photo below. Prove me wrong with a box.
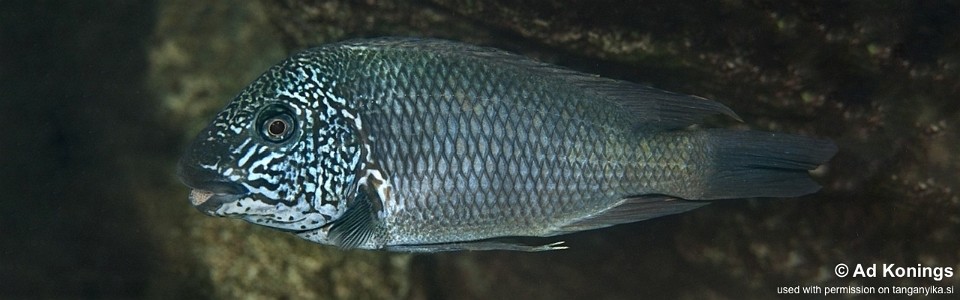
[257,104,297,143]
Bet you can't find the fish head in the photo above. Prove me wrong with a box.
[177,58,363,234]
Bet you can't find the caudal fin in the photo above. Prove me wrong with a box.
[700,129,837,200]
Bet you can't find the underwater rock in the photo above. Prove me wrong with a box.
[152,0,960,298]
[147,0,411,298]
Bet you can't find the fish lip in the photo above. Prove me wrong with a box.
[177,165,249,215]
[176,160,250,214]
[182,179,248,195]
[183,181,249,215]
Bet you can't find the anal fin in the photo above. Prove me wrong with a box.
[386,240,567,253]
[554,195,709,234]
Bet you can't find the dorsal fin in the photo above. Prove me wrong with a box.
[565,78,742,131]
[551,195,709,235]
[337,37,741,130]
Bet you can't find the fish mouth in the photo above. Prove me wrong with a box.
[183,181,249,215]
[177,157,250,215]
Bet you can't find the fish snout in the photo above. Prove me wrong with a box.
[177,159,249,215]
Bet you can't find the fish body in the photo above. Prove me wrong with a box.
[177,38,836,252]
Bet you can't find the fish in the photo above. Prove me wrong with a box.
[177,37,837,252]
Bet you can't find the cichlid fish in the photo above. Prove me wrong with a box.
[177,37,837,252]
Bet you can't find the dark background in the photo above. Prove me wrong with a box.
[1,1,161,297]
[1,0,958,298]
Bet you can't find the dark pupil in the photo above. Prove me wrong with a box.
[268,119,287,136]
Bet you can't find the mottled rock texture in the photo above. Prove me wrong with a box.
[259,0,959,298]
[2,0,956,299]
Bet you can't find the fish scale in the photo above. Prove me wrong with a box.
[361,54,668,243]
[177,37,836,252]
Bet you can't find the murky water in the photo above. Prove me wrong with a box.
[2,0,957,298]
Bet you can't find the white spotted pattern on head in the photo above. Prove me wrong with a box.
[178,44,379,233]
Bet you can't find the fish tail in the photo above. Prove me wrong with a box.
[698,129,837,200]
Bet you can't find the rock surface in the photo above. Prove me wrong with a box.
[146,1,412,298]
[259,0,959,298]
[2,0,956,298]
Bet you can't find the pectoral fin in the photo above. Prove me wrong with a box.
[328,181,383,249]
